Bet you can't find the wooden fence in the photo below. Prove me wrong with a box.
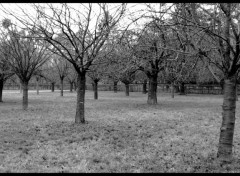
[86,84,227,95]
[4,83,52,90]
[4,83,239,95]
[185,85,224,94]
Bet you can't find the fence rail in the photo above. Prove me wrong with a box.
[4,83,239,95]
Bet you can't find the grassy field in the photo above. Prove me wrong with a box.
[1,90,240,173]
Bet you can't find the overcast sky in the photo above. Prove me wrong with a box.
[0,3,173,33]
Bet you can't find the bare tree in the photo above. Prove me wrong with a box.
[88,63,106,99]
[0,19,50,110]
[115,30,138,96]
[2,3,126,122]
[87,44,112,99]
[41,62,59,92]
[51,55,70,96]
[172,3,240,161]
[88,65,102,99]
[66,64,77,93]
[135,71,148,94]
[133,22,174,104]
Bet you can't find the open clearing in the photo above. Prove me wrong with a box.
[1,90,240,173]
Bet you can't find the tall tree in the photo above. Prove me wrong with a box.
[4,3,126,122]
[175,3,240,161]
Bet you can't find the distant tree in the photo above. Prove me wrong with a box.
[164,53,199,98]
[66,65,77,93]
[51,55,70,96]
[108,30,138,96]
[88,60,107,99]
[119,69,136,96]
[87,43,112,99]
[88,64,103,99]
[0,19,50,110]
[41,62,59,92]
[135,71,148,94]
[133,21,174,104]
[33,68,48,95]
[106,63,120,93]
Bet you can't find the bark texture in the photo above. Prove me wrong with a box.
[60,78,64,96]
[70,82,73,92]
[73,82,77,91]
[22,81,29,110]
[20,83,22,93]
[179,82,185,95]
[36,77,39,95]
[113,81,118,93]
[175,85,179,93]
[147,76,157,105]
[171,82,175,98]
[166,85,169,92]
[93,80,98,100]
[75,73,86,123]
[0,79,3,102]
[236,84,238,101]
[125,83,129,96]
[51,82,55,92]
[217,78,237,161]
[142,79,147,94]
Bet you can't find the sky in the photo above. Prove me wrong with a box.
[0,3,173,34]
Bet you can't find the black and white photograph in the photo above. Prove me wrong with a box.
[0,3,239,173]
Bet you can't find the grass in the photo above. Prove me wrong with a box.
[1,90,240,172]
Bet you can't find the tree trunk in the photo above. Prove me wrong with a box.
[73,81,77,91]
[171,82,175,98]
[142,79,147,94]
[92,82,94,91]
[175,85,179,93]
[166,85,169,92]
[19,82,22,93]
[22,81,29,110]
[51,82,55,92]
[75,73,86,124]
[0,79,3,102]
[93,80,98,100]
[179,82,185,95]
[147,75,157,105]
[60,78,64,96]
[113,81,118,93]
[125,83,129,96]
[70,82,73,92]
[36,77,39,95]
[236,84,238,101]
[217,77,237,161]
